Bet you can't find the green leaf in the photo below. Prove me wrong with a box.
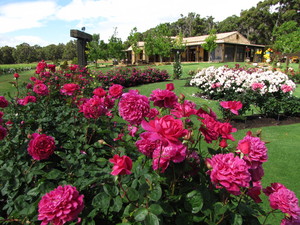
[27,186,40,196]
[231,213,243,225]
[134,208,148,222]
[46,169,63,180]
[103,184,119,197]
[92,192,111,214]
[111,196,123,212]
[145,212,160,225]
[149,184,162,201]
[213,202,227,216]
[126,187,139,201]
[185,190,203,213]
[149,204,163,215]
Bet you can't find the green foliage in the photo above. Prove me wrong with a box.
[86,34,108,67]
[108,28,125,61]
[202,29,217,61]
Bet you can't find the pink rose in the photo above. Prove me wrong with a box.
[36,60,47,74]
[207,153,251,195]
[93,87,107,97]
[119,90,150,125]
[136,132,161,157]
[215,122,237,141]
[220,101,243,115]
[60,83,80,96]
[141,115,188,143]
[149,89,178,108]
[264,183,300,219]
[199,114,220,143]
[17,96,37,105]
[79,96,108,119]
[14,73,20,78]
[166,83,175,91]
[47,64,56,72]
[38,185,84,225]
[0,125,7,140]
[33,83,49,96]
[27,133,56,160]
[281,84,293,93]
[219,139,228,148]
[171,100,197,118]
[109,84,123,98]
[147,108,160,119]
[281,216,300,225]
[237,135,268,169]
[0,96,9,108]
[109,155,132,175]
[152,142,187,173]
[251,83,264,91]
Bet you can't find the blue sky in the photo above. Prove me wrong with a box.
[0,0,262,47]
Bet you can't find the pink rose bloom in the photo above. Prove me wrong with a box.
[281,216,300,225]
[14,73,20,78]
[251,83,264,91]
[152,142,187,172]
[211,82,221,89]
[109,84,123,98]
[0,125,7,140]
[47,64,56,72]
[36,60,47,74]
[219,139,228,148]
[27,133,56,160]
[118,90,150,125]
[147,108,160,119]
[141,115,188,143]
[70,64,79,71]
[199,114,220,143]
[109,155,133,175]
[79,96,107,119]
[166,83,175,91]
[207,153,251,195]
[127,125,138,137]
[38,185,84,225]
[215,122,237,141]
[197,107,217,120]
[237,135,268,169]
[18,96,37,105]
[33,83,49,96]
[60,83,80,96]
[0,96,9,108]
[247,181,262,203]
[281,84,293,93]
[149,89,178,108]
[220,101,243,115]
[136,132,161,157]
[93,87,107,97]
[171,100,197,118]
[264,183,300,219]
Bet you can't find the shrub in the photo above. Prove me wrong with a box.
[0,61,299,224]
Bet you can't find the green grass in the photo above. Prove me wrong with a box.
[0,63,37,70]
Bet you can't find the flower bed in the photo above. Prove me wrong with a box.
[190,65,299,117]
[0,62,299,224]
[93,67,170,88]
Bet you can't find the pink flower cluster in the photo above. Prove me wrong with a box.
[38,185,84,225]
[118,90,150,125]
[33,83,49,96]
[199,113,237,143]
[206,153,251,195]
[79,95,113,119]
[251,82,264,91]
[137,115,188,172]
[281,84,293,93]
[150,88,178,108]
[220,101,243,115]
[60,83,80,96]
[27,133,56,160]
[17,96,37,105]
[264,183,300,220]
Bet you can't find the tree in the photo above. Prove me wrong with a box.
[44,44,64,63]
[272,21,300,70]
[86,34,108,67]
[127,27,143,63]
[63,40,77,61]
[13,43,37,63]
[144,24,173,62]
[107,28,125,61]
[202,29,217,61]
[0,46,15,64]
[216,15,240,33]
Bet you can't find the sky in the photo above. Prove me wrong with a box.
[0,0,262,47]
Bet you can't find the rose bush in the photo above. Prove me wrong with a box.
[190,65,299,117]
[0,61,299,224]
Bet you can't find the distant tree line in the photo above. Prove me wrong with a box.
[1,0,298,65]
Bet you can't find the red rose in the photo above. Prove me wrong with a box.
[109,84,123,98]
[27,133,56,160]
[93,87,107,97]
[0,125,7,140]
[166,83,175,91]
[14,73,20,78]
[60,83,80,96]
[220,101,243,115]
[33,83,49,96]
[0,96,9,108]
[109,155,132,175]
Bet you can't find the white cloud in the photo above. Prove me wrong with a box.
[0,35,50,47]
[0,1,58,33]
